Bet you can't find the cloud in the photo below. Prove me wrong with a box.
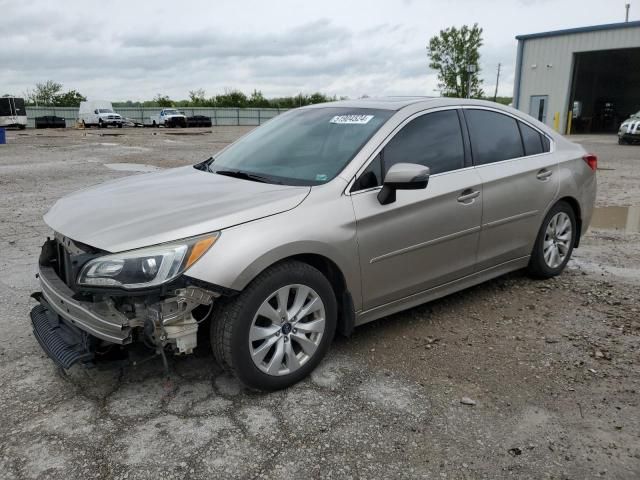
[0,0,623,100]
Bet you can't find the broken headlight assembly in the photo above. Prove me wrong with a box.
[77,233,219,289]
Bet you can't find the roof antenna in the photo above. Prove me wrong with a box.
[626,3,631,22]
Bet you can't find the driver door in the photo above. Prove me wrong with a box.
[350,109,483,310]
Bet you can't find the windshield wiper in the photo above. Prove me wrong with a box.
[214,169,279,184]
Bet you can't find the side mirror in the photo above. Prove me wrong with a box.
[94,109,98,114]
[377,163,430,205]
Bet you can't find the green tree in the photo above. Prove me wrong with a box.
[215,90,248,108]
[53,89,87,107]
[427,24,484,98]
[308,92,331,104]
[153,94,173,107]
[25,80,63,105]
[248,90,270,108]
[188,89,207,106]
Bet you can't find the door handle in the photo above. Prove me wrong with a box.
[457,189,480,203]
[536,169,553,180]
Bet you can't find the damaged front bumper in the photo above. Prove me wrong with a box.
[30,237,222,369]
[37,264,132,344]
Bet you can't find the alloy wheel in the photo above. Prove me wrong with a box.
[249,284,326,376]
[543,212,573,269]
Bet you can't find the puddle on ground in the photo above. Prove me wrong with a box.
[589,206,640,233]
[103,163,161,172]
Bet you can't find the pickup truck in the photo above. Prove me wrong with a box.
[150,109,187,128]
[618,111,640,145]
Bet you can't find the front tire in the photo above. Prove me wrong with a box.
[527,201,576,278]
[210,261,337,391]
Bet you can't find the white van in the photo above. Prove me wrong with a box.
[78,101,123,128]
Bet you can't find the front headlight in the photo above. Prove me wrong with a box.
[77,233,218,289]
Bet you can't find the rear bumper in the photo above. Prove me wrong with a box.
[37,265,132,344]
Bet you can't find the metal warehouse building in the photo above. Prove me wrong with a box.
[513,21,640,134]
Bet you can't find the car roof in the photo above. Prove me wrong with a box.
[303,97,514,111]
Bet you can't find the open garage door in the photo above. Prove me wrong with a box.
[569,47,640,133]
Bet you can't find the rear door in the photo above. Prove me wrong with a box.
[351,108,483,310]
[463,108,558,270]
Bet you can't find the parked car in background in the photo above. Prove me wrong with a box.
[150,108,187,127]
[0,96,27,129]
[618,111,640,144]
[34,116,66,129]
[187,115,212,128]
[30,98,596,391]
[79,101,123,128]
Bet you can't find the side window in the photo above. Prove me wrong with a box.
[541,135,551,152]
[465,110,524,165]
[352,153,382,191]
[518,121,544,156]
[382,110,465,176]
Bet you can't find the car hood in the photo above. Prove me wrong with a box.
[44,166,310,252]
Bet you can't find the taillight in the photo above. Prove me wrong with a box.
[583,153,597,171]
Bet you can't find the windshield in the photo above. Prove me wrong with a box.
[207,107,393,186]
[98,109,114,113]
[632,111,640,118]
[164,109,179,115]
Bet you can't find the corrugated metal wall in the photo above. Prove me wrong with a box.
[516,25,640,133]
[23,107,286,128]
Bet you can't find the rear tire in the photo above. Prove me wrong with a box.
[527,201,576,279]
[210,261,337,391]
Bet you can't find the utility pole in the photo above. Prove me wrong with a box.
[626,3,631,22]
[493,63,502,102]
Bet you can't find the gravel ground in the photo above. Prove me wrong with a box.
[0,128,638,479]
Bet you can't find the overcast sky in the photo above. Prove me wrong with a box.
[0,0,634,101]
